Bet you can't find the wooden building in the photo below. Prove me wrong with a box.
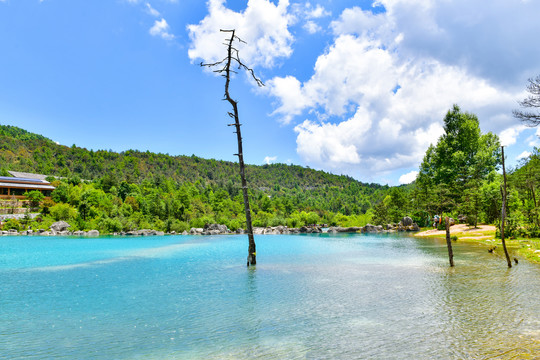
[0,171,55,199]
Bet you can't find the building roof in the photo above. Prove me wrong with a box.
[0,172,56,191]
[7,171,49,181]
[0,181,56,190]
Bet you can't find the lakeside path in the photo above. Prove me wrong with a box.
[414,223,540,264]
[415,224,496,240]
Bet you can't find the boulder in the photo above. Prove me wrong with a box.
[328,226,362,233]
[50,221,71,232]
[253,227,265,235]
[189,228,204,235]
[203,223,228,234]
[87,230,100,237]
[363,224,379,233]
[400,216,413,227]
[270,225,289,234]
[73,230,86,236]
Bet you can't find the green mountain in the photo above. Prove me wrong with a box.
[0,123,389,216]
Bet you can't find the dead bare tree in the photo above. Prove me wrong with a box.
[513,75,540,126]
[444,216,454,267]
[500,146,512,268]
[201,29,263,267]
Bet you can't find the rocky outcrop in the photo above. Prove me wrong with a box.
[327,226,362,233]
[382,219,421,232]
[202,223,229,235]
[125,229,163,236]
[362,224,383,232]
[189,228,204,235]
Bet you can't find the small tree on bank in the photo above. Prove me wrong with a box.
[201,29,263,267]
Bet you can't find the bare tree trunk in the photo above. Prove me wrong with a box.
[445,216,454,267]
[500,146,512,268]
[201,29,262,266]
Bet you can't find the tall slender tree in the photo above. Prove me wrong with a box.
[201,29,263,266]
[500,146,512,268]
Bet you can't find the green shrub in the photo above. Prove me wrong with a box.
[2,218,21,231]
[50,203,77,221]
[99,217,123,233]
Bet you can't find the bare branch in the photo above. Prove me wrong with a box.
[514,75,540,126]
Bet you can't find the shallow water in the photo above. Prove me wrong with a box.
[1,233,539,359]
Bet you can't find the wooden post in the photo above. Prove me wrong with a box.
[445,216,454,267]
[500,146,512,268]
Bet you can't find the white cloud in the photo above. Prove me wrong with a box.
[149,18,174,40]
[373,0,540,86]
[517,151,531,160]
[266,3,536,180]
[399,171,418,184]
[187,0,294,68]
[145,2,160,17]
[304,20,321,34]
[264,156,277,164]
[499,125,527,147]
[527,128,540,147]
[305,4,331,19]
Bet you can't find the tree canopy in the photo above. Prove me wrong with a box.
[416,105,501,217]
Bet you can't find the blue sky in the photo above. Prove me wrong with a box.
[1,0,540,185]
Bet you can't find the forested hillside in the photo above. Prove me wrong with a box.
[0,124,399,233]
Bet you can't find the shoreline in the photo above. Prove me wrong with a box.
[414,224,540,265]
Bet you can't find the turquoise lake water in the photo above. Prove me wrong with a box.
[1,233,540,359]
